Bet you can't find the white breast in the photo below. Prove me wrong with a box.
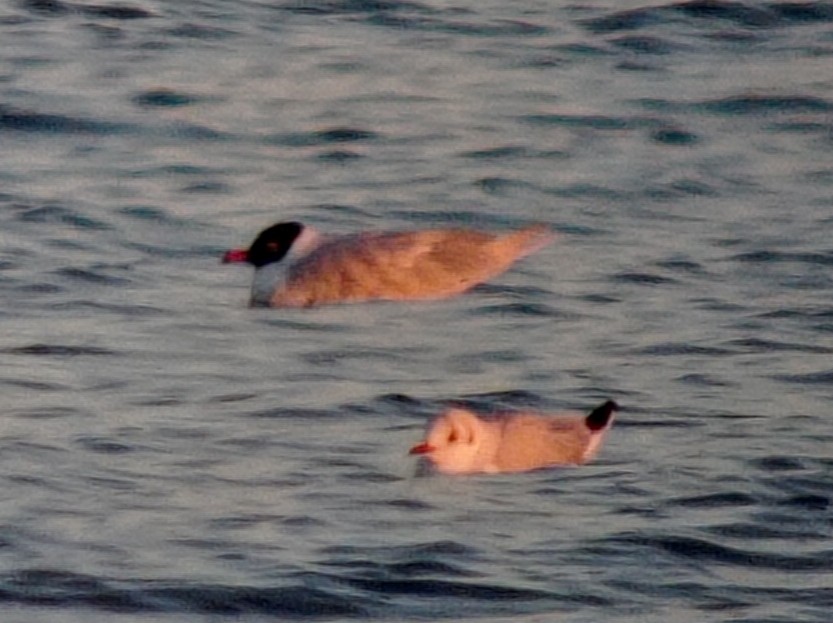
[250,262,287,306]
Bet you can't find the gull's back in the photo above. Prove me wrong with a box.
[271,225,553,307]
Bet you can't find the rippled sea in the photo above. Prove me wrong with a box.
[2,0,832,621]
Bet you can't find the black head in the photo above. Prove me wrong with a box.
[246,221,304,267]
[585,400,619,431]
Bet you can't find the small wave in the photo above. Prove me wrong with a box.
[475,177,536,195]
[706,521,825,540]
[384,560,475,578]
[280,0,429,16]
[461,389,542,403]
[731,249,833,265]
[18,0,71,16]
[18,1,154,19]
[666,492,758,509]
[123,241,221,259]
[459,145,532,160]
[115,205,201,230]
[0,104,127,135]
[697,94,833,115]
[632,342,732,356]
[0,568,365,616]
[164,23,238,40]
[453,389,543,413]
[309,203,376,219]
[268,126,379,147]
[612,271,678,285]
[303,539,577,614]
[204,392,258,404]
[753,455,806,472]
[521,112,652,131]
[637,94,833,117]
[547,183,625,200]
[673,0,780,27]
[180,180,231,194]
[3,344,115,357]
[368,393,433,419]
[676,373,734,387]
[337,575,553,602]
[17,205,111,230]
[132,89,198,108]
[54,267,132,286]
[725,337,832,354]
[415,18,549,37]
[610,34,677,55]
[302,347,405,366]
[772,369,833,385]
[654,258,707,273]
[80,3,153,19]
[317,150,363,162]
[608,533,833,571]
[320,539,477,560]
[758,307,833,321]
[373,393,424,407]
[0,377,71,391]
[8,406,80,420]
[314,127,378,143]
[244,406,335,420]
[369,497,435,511]
[49,300,167,317]
[166,122,230,141]
[775,494,830,511]
[651,127,700,146]
[279,1,547,36]
[474,302,559,318]
[75,436,136,454]
[582,1,833,34]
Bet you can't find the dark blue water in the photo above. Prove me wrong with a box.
[1,0,832,621]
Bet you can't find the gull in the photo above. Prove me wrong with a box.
[410,400,618,474]
[222,221,554,307]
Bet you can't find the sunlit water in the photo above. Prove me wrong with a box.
[1,0,832,621]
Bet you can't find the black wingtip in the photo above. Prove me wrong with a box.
[586,400,619,431]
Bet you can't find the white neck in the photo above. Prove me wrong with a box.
[250,261,286,306]
[287,224,322,259]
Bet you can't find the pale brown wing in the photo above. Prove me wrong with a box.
[418,225,553,283]
[494,414,592,472]
[272,226,551,306]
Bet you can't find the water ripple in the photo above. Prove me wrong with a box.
[633,342,733,356]
[583,1,833,34]
[267,126,379,147]
[612,271,678,285]
[608,533,833,571]
[726,337,833,354]
[0,569,365,616]
[666,492,758,509]
[280,0,430,17]
[3,344,115,357]
[639,94,833,116]
[132,89,199,108]
[54,267,132,286]
[17,205,111,230]
[732,249,833,266]
[706,521,827,540]
[773,369,833,385]
[0,104,127,135]
[1,0,832,621]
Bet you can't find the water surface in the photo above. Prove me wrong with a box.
[1,0,832,621]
